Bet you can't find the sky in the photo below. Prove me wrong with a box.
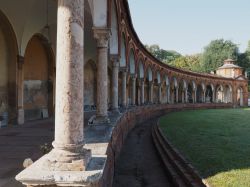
[127,0,250,55]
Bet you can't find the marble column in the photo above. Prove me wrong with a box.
[131,75,136,106]
[212,90,215,103]
[111,56,120,114]
[93,28,111,123]
[158,83,162,104]
[149,81,153,104]
[121,69,127,108]
[140,79,145,105]
[50,0,90,171]
[17,55,24,125]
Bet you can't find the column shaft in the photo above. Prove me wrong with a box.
[131,76,136,105]
[93,28,110,122]
[121,71,127,108]
[17,55,24,125]
[158,84,162,104]
[141,80,145,104]
[52,0,90,171]
[111,57,119,113]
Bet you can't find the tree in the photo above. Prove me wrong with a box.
[201,39,239,73]
[169,54,203,72]
[145,44,181,64]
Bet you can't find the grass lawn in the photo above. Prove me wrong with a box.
[159,108,250,187]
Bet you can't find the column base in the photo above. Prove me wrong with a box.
[17,108,24,125]
[43,147,91,171]
[111,108,121,116]
[91,115,110,125]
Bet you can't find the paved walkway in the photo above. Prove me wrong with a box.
[0,119,54,187]
[113,119,172,187]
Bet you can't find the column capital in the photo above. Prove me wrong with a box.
[17,55,24,70]
[93,27,111,48]
[110,55,120,68]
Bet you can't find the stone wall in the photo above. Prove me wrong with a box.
[100,103,233,186]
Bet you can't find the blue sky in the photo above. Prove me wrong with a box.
[127,0,250,55]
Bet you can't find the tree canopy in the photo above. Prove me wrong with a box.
[145,44,181,64]
[200,39,239,73]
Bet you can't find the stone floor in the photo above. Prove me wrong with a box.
[113,119,172,187]
[0,119,54,187]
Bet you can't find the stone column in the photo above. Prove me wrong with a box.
[203,91,206,103]
[93,28,111,123]
[17,55,24,125]
[50,0,90,171]
[131,75,136,106]
[194,90,197,103]
[149,81,153,104]
[140,79,145,105]
[121,69,127,108]
[158,83,162,104]
[111,56,120,114]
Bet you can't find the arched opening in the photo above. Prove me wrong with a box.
[120,34,126,67]
[205,85,213,103]
[237,87,244,106]
[179,80,187,103]
[146,67,153,104]
[137,60,144,105]
[84,60,97,111]
[224,85,232,103]
[216,85,224,103]
[109,0,119,56]
[23,35,54,121]
[196,84,203,103]
[0,10,18,126]
[187,83,193,103]
[171,77,178,103]
[128,49,135,106]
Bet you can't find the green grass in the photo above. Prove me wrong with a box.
[159,108,250,187]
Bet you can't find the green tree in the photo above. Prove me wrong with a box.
[169,54,203,72]
[201,39,239,73]
[145,44,181,64]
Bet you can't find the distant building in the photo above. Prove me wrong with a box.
[216,59,244,79]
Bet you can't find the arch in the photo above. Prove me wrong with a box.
[147,67,153,82]
[23,34,55,121]
[120,33,127,67]
[171,77,178,103]
[215,84,224,103]
[156,71,161,84]
[138,59,144,79]
[187,83,194,103]
[237,87,244,106]
[224,84,232,103]
[129,48,135,74]
[205,84,213,103]
[196,84,203,103]
[179,79,187,103]
[0,10,19,126]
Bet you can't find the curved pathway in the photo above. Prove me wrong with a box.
[113,119,172,187]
